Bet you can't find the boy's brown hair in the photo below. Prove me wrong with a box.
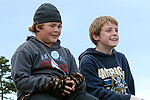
[89,16,118,45]
[29,23,44,34]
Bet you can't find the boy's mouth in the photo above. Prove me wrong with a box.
[110,38,118,41]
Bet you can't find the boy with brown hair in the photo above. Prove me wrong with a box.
[11,3,98,100]
[79,16,144,100]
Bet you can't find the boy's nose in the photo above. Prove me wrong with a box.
[54,27,59,32]
[112,30,118,35]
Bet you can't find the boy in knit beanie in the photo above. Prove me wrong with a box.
[11,3,98,100]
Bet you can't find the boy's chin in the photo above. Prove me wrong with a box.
[111,44,118,48]
[50,39,58,43]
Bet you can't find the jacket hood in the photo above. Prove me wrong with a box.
[78,48,117,61]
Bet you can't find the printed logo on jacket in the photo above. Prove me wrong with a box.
[98,66,128,95]
[41,51,67,73]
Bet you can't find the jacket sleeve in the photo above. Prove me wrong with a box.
[63,48,79,75]
[11,51,51,94]
[79,55,131,100]
[69,53,80,74]
[120,54,135,95]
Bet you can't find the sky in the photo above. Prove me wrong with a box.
[0,0,150,99]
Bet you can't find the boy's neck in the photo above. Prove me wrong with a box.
[35,36,54,48]
[95,46,113,55]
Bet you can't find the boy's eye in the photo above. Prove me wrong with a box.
[115,28,118,33]
[106,28,118,33]
[50,25,55,27]
[58,25,62,29]
[106,29,111,32]
[49,24,62,28]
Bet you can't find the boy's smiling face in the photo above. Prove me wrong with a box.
[36,22,62,47]
[94,21,119,49]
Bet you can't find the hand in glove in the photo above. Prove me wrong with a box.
[61,76,76,96]
[46,75,76,97]
[46,77,65,97]
[61,73,85,96]
[130,95,145,100]
[69,73,85,88]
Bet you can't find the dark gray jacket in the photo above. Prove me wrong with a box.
[11,36,79,99]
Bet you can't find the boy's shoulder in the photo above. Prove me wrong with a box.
[15,38,37,54]
[115,50,126,57]
[114,50,128,62]
[59,46,73,56]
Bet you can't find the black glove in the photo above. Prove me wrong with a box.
[69,73,85,88]
[46,75,67,97]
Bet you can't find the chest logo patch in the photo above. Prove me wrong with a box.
[51,51,59,59]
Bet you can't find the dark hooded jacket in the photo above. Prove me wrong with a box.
[11,36,79,99]
[78,48,135,100]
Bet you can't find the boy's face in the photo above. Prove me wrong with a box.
[36,22,62,47]
[94,21,119,49]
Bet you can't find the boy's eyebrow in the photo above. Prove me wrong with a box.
[101,27,118,31]
[49,23,62,25]
[47,24,61,26]
[103,27,113,30]
[107,26,118,29]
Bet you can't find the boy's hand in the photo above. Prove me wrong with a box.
[46,73,85,97]
[46,75,76,97]
[130,95,145,100]
[61,77,76,96]
[46,77,65,97]
[70,73,85,88]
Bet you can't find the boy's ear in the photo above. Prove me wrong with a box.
[93,34,100,41]
[36,25,41,32]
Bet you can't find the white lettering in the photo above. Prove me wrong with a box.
[98,66,125,79]
[98,68,106,79]
[108,68,115,76]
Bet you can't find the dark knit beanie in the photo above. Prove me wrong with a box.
[33,3,62,24]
